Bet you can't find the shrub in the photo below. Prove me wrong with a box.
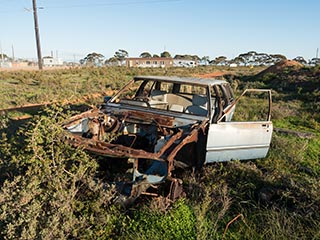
[0,106,116,239]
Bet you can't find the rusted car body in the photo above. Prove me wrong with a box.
[63,76,273,202]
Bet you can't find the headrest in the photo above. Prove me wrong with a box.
[151,90,167,101]
[192,94,207,106]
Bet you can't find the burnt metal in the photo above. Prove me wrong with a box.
[63,76,273,205]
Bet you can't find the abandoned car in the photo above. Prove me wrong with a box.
[63,76,273,202]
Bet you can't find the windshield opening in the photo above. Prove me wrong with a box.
[110,79,209,116]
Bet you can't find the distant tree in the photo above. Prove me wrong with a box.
[309,58,320,65]
[213,56,227,64]
[106,57,118,63]
[293,56,307,65]
[153,54,160,58]
[114,49,128,62]
[160,51,172,58]
[174,54,199,61]
[239,51,256,59]
[0,53,12,61]
[270,54,287,60]
[200,56,210,65]
[79,59,86,65]
[247,51,257,55]
[139,52,152,58]
[233,56,244,64]
[201,56,210,62]
[191,55,200,61]
[105,57,120,66]
[83,52,104,66]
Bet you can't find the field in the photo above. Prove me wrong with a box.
[0,64,319,239]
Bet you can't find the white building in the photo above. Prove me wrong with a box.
[43,56,64,67]
[0,62,12,68]
[173,59,198,67]
[125,58,173,68]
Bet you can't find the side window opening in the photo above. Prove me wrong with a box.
[135,80,155,98]
[222,89,272,122]
[158,82,173,93]
[172,83,180,94]
[218,85,228,108]
[221,83,234,105]
[154,81,161,91]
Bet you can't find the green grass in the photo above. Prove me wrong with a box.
[0,66,263,109]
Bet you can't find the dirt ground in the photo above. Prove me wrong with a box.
[193,71,231,78]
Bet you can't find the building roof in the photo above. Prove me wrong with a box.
[133,76,227,86]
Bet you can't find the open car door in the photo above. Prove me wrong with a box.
[206,89,273,163]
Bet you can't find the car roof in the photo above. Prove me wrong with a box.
[134,76,227,86]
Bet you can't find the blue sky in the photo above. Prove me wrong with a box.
[0,0,319,61]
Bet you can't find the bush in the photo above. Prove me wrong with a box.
[0,106,116,239]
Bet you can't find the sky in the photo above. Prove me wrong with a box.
[0,0,319,62]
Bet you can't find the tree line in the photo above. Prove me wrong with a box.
[79,49,211,66]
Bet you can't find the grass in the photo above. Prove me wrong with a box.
[0,66,264,109]
[0,65,319,239]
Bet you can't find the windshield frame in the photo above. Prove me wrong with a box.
[109,78,211,117]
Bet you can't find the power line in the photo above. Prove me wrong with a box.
[41,0,182,9]
[0,0,181,13]
[0,9,25,13]
[0,0,27,13]
[0,0,20,2]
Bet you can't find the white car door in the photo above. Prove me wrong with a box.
[206,89,273,163]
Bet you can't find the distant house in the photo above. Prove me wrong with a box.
[125,57,173,68]
[43,56,64,67]
[173,59,198,67]
[0,54,12,68]
[308,58,320,66]
[0,61,12,68]
[215,60,229,66]
[105,59,124,67]
[12,61,31,68]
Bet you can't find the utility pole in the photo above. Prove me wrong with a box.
[316,48,319,59]
[0,42,4,63]
[12,45,15,62]
[32,0,43,70]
